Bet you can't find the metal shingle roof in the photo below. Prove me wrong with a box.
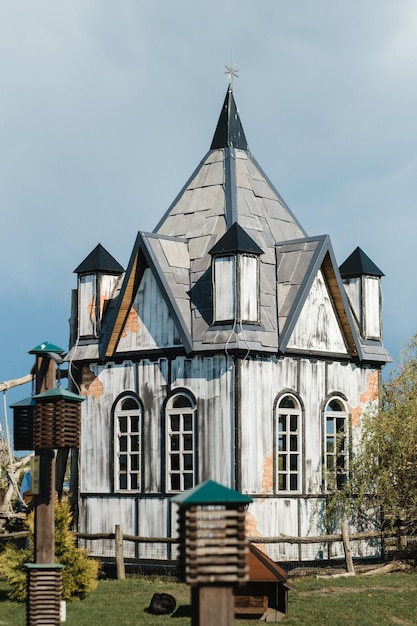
[89,87,389,365]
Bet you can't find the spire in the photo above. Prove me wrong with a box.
[210,87,248,151]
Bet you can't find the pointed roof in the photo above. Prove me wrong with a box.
[339,246,384,278]
[29,342,65,355]
[74,243,124,275]
[276,236,362,359]
[72,86,389,366]
[100,231,193,359]
[210,86,248,150]
[153,86,305,241]
[171,479,252,505]
[33,387,84,402]
[209,222,264,256]
[145,86,307,355]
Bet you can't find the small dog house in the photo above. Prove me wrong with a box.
[234,544,289,622]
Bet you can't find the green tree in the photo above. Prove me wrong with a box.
[0,498,99,601]
[327,334,417,532]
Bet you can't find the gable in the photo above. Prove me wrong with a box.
[276,236,361,359]
[101,232,193,359]
[115,268,183,353]
[286,269,348,355]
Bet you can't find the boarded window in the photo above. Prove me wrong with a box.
[166,393,196,492]
[212,254,259,323]
[363,276,381,339]
[78,274,96,337]
[240,255,258,323]
[277,395,301,492]
[213,256,236,322]
[114,396,141,492]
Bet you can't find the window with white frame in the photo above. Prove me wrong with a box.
[277,394,301,492]
[324,398,349,491]
[166,393,196,492]
[114,395,141,491]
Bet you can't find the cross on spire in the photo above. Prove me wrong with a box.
[225,56,239,90]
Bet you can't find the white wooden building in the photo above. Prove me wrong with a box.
[66,86,390,562]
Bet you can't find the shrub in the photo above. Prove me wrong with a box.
[0,499,99,602]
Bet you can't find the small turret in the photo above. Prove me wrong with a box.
[73,243,124,340]
[339,246,384,340]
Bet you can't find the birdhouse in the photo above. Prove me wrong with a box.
[172,480,252,586]
[25,563,64,625]
[11,396,36,451]
[33,387,84,449]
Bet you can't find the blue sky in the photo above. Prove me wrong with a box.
[1,1,417,427]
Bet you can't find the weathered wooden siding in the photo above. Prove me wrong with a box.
[231,356,378,497]
[116,268,182,352]
[247,498,300,561]
[326,361,378,416]
[80,496,136,557]
[77,352,381,561]
[137,498,170,559]
[287,270,348,354]
[239,357,277,494]
[299,358,326,493]
[80,362,136,493]
[170,355,233,485]
[137,359,169,493]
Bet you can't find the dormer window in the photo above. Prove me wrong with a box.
[212,253,259,323]
[209,223,263,325]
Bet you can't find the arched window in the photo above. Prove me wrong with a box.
[166,392,196,493]
[114,395,141,492]
[324,398,349,491]
[276,394,302,492]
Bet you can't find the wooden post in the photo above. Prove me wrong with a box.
[115,524,125,580]
[34,354,56,564]
[341,521,355,575]
[192,586,234,626]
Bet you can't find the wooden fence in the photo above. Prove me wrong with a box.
[76,522,416,579]
[2,523,415,580]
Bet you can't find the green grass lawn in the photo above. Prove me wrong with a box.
[1,571,417,625]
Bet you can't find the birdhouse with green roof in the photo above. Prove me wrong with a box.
[172,480,252,586]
